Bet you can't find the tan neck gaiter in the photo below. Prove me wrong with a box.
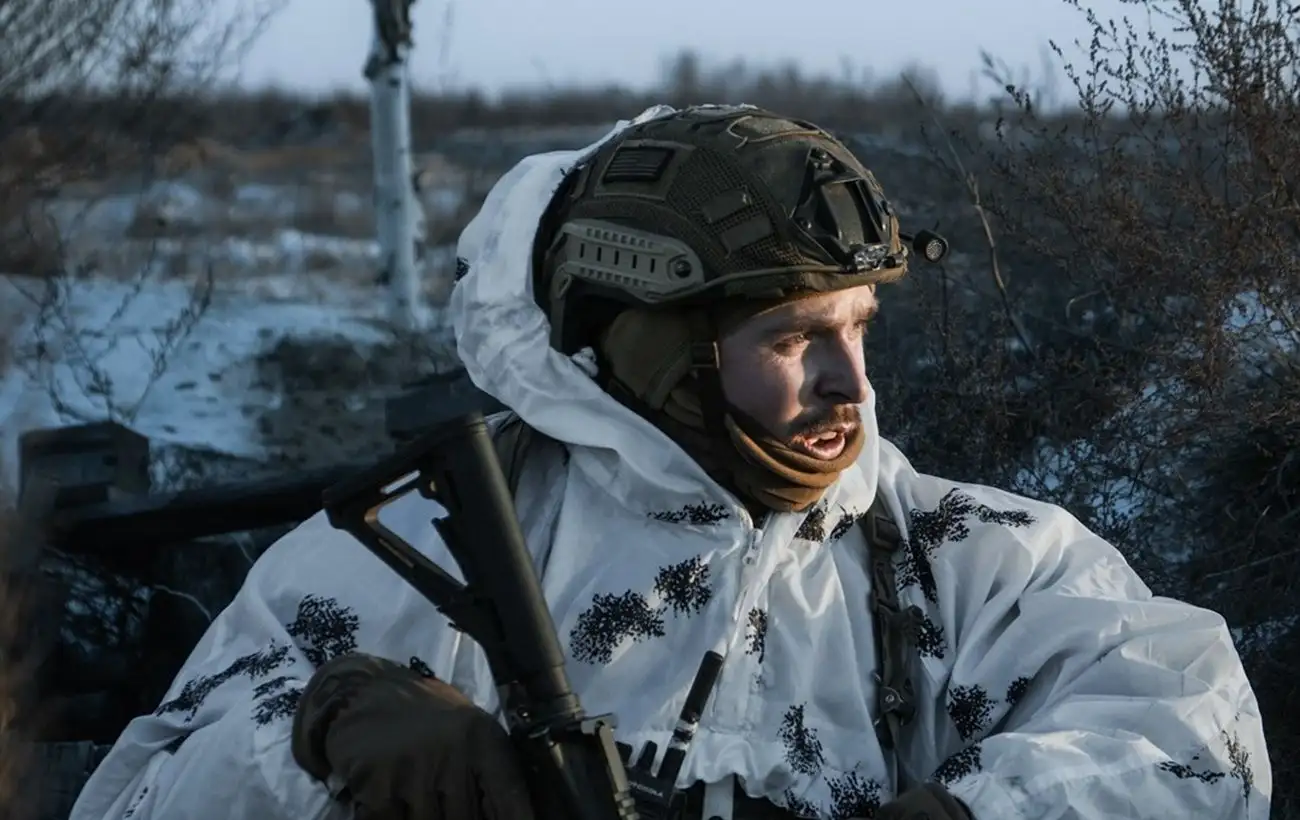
[599,308,864,514]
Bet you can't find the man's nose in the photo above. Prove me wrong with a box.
[816,338,870,404]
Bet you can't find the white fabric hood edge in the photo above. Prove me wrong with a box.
[448,104,882,519]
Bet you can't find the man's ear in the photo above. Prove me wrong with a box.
[715,328,746,385]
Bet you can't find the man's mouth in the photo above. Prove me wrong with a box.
[791,425,854,460]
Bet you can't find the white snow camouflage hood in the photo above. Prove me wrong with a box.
[447,104,868,519]
[71,106,1270,820]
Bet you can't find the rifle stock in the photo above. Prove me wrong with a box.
[322,412,638,820]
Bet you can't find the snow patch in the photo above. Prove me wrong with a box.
[0,267,450,495]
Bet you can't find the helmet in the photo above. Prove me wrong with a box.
[532,104,935,439]
[533,105,912,356]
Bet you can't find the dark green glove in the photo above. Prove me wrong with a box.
[292,653,536,820]
[869,782,974,820]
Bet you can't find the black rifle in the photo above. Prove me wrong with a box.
[322,411,722,820]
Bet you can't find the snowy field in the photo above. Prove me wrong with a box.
[0,166,473,495]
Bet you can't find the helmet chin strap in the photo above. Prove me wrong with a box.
[686,308,730,440]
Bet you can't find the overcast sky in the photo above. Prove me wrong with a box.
[224,0,1160,103]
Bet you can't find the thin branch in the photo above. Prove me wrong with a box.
[904,74,1038,358]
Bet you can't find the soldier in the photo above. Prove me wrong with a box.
[71,105,1270,820]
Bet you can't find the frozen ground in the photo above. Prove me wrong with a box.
[0,172,466,496]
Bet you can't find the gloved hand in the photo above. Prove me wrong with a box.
[867,782,974,820]
[292,652,536,820]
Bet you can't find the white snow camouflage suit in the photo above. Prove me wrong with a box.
[69,106,1271,820]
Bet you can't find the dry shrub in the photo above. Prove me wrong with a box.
[0,0,287,430]
[871,0,1299,812]
[983,0,1300,616]
[0,0,284,815]
[0,0,285,278]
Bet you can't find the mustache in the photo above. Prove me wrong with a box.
[792,405,861,438]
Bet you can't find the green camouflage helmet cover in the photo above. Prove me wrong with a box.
[535,104,909,353]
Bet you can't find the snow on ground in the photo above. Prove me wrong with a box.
[0,177,463,496]
[1226,289,1298,367]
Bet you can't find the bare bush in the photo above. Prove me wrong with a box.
[1,0,283,815]
[0,0,283,418]
[873,0,1299,812]
[9,260,214,426]
[0,0,282,210]
[986,0,1300,609]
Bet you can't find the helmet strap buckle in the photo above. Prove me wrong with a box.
[687,311,729,439]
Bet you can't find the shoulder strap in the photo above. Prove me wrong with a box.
[859,494,919,757]
[489,412,565,576]
[490,412,537,500]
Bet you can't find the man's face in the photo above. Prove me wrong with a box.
[718,285,875,460]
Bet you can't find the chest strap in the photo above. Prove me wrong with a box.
[860,495,919,754]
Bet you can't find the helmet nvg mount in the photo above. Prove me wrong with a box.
[535,104,948,356]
